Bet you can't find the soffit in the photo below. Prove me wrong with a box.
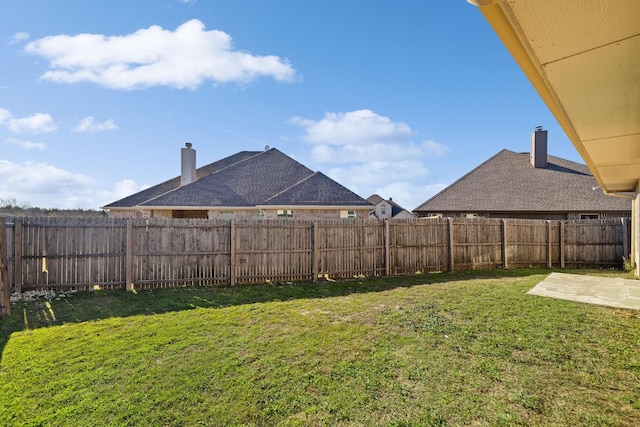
[472,0,640,193]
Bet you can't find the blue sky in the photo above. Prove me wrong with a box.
[0,0,583,211]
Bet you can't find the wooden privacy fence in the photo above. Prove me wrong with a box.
[0,216,631,297]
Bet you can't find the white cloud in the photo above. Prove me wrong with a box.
[4,137,46,150]
[290,109,411,145]
[0,159,95,207]
[101,179,150,201]
[422,140,450,157]
[0,108,56,134]
[10,32,29,44]
[326,162,446,211]
[310,142,425,164]
[0,108,10,124]
[290,109,451,210]
[327,159,429,188]
[0,159,148,209]
[73,116,118,133]
[24,19,297,90]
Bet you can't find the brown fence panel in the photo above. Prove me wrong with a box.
[506,219,551,267]
[452,218,503,269]
[234,219,313,284]
[18,217,126,291]
[316,219,385,279]
[563,219,625,267]
[388,218,449,274]
[132,218,231,289]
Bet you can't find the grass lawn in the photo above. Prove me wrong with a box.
[1,268,639,426]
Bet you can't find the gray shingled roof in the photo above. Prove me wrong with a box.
[103,151,259,208]
[265,172,372,206]
[366,194,385,205]
[105,148,371,209]
[414,149,631,213]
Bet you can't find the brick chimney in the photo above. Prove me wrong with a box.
[181,143,196,186]
[530,127,548,168]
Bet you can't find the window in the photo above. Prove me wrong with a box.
[580,214,599,219]
[381,205,387,215]
[220,211,234,220]
[277,209,293,219]
[340,210,357,219]
[172,210,207,219]
[252,210,265,219]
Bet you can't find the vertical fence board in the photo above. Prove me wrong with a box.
[312,221,319,282]
[0,217,10,316]
[13,218,22,293]
[502,219,508,269]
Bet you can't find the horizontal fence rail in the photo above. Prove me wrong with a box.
[0,216,632,295]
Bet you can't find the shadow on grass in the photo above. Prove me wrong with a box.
[0,267,623,362]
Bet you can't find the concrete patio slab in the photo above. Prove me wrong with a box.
[528,272,640,310]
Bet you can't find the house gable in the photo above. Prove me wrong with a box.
[366,194,415,219]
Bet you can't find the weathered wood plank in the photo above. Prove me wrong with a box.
[0,217,10,316]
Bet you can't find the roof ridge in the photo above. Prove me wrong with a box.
[263,170,318,203]
[202,149,266,177]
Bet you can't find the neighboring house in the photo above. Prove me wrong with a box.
[104,144,373,220]
[367,194,415,219]
[413,129,632,220]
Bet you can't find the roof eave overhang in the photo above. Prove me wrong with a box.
[470,1,597,180]
[469,0,640,194]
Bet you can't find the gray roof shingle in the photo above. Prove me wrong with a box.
[105,148,371,209]
[103,151,260,208]
[265,172,372,206]
[414,149,631,213]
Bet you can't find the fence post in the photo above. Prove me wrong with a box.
[312,221,319,282]
[448,217,455,272]
[13,217,22,294]
[501,219,508,269]
[622,217,630,262]
[0,217,10,317]
[547,220,552,268]
[125,220,134,291]
[230,220,236,286]
[560,221,566,268]
[384,219,391,276]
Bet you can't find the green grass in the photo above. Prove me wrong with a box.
[1,268,639,426]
